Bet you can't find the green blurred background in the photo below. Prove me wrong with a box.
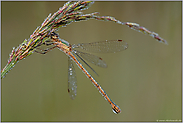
[1,1,181,122]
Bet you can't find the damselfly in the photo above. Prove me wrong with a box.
[35,32,128,114]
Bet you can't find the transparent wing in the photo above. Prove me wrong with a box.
[73,50,99,76]
[72,40,128,53]
[68,57,77,100]
[75,50,107,68]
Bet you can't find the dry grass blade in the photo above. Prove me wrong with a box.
[1,1,167,78]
